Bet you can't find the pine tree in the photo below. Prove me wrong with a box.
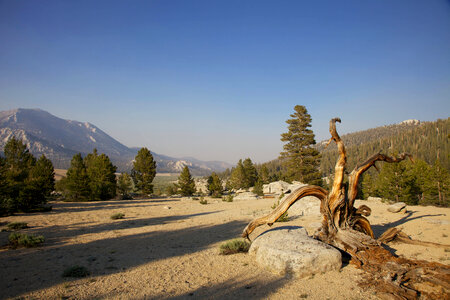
[3,137,36,204]
[19,154,56,210]
[117,172,133,199]
[259,165,270,184]
[280,105,322,185]
[428,160,449,206]
[65,153,91,201]
[253,180,264,196]
[84,149,117,200]
[229,159,246,190]
[242,158,258,188]
[178,166,196,196]
[207,172,222,197]
[374,160,419,204]
[132,148,157,195]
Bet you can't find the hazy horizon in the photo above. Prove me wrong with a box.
[1,1,449,164]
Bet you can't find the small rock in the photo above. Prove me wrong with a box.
[249,226,342,278]
[163,206,171,209]
[387,202,407,213]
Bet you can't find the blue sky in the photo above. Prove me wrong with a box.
[1,1,449,164]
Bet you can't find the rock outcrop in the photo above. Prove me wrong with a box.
[249,226,342,278]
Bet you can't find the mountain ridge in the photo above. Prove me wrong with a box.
[0,108,232,175]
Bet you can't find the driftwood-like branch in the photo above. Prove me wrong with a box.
[241,185,328,239]
[378,227,450,249]
[347,152,413,209]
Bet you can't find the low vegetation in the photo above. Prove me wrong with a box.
[62,265,90,278]
[199,197,207,205]
[222,195,233,202]
[6,222,29,230]
[9,233,45,248]
[110,213,125,220]
[219,239,251,255]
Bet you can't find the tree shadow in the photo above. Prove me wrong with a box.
[162,277,287,300]
[43,198,180,214]
[0,220,247,299]
[371,210,445,238]
[29,211,223,247]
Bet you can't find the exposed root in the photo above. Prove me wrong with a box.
[241,185,327,239]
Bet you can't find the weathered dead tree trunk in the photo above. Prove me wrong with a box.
[242,118,450,299]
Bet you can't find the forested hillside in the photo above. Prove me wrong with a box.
[320,118,449,176]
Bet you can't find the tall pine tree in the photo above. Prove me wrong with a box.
[178,166,196,196]
[65,153,91,201]
[280,105,322,185]
[132,147,156,195]
[84,149,117,201]
[207,172,222,197]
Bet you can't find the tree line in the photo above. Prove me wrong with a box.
[0,138,161,215]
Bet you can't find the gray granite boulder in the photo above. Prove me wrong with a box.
[288,196,321,217]
[249,226,342,278]
[387,202,407,213]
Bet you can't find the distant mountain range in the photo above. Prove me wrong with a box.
[0,108,232,175]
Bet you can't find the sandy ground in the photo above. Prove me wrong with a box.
[0,196,449,300]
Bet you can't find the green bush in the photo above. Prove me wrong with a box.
[9,233,44,248]
[199,197,207,205]
[62,265,90,278]
[271,201,289,222]
[7,222,28,230]
[219,239,251,255]
[110,213,125,220]
[222,195,234,202]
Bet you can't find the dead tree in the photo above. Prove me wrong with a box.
[242,118,450,300]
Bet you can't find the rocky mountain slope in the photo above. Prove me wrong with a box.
[0,108,232,175]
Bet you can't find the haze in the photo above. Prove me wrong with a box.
[1,1,449,164]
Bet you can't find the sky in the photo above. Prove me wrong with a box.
[0,0,449,164]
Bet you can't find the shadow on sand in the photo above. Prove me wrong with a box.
[371,210,445,238]
[0,214,247,299]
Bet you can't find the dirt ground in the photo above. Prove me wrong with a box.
[1,196,449,300]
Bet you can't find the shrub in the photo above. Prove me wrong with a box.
[199,197,207,205]
[110,213,125,220]
[7,222,28,230]
[9,233,44,248]
[271,201,289,222]
[62,265,90,278]
[219,239,251,255]
[222,195,234,202]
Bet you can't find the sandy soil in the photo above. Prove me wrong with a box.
[0,196,449,300]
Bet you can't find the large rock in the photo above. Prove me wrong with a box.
[288,196,321,217]
[249,226,342,278]
[233,191,258,201]
[387,202,407,213]
[262,181,290,195]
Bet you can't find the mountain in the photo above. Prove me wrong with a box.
[319,118,449,176]
[0,108,232,175]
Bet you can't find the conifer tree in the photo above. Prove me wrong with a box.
[242,158,258,188]
[259,165,270,184]
[207,172,222,197]
[374,160,419,204]
[20,154,56,210]
[280,105,322,185]
[117,172,133,199]
[178,166,196,196]
[65,153,91,201]
[132,147,156,195]
[84,149,117,200]
[229,159,246,190]
[253,180,264,196]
